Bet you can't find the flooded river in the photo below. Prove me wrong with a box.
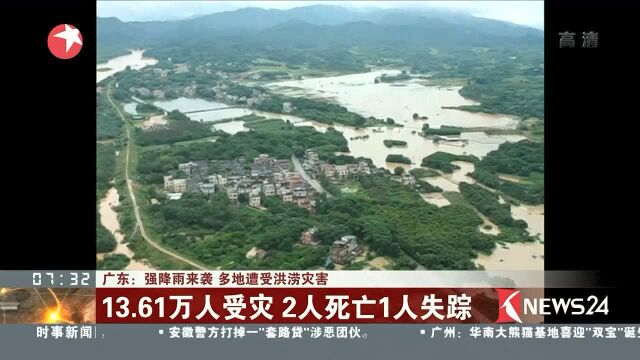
[148,71,525,172]
[143,70,525,172]
[97,51,158,269]
[511,204,545,242]
[419,163,544,270]
[423,161,475,194]
[98,187,152,270]
[291,121,524,171]
[267,70,517,128]
[473,200,545,270]
[264,70,524,170]
[96,49,158,83]
[474,241,544,271]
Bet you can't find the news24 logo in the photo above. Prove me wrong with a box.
[496,289,609,323]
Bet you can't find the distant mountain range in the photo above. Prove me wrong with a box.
[98,5,543,51]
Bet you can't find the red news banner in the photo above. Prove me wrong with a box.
[96,271,521,324]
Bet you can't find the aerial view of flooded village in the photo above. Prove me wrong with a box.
[96,1,544,271]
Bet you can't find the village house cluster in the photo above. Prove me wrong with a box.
[160,149,418,267]
[300,150,373,181]
[124,61,272,108]
[128,78,271,107]
[298,228,364,266]
[330,235,364,265]
[163,154,318,211]
[161,149,383,207]
[300,149,415,186]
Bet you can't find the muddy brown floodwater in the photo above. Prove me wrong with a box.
[98,187,152,270]
[96,50,157,83]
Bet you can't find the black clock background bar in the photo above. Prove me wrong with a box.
[1,1,96,270]
[0,271,95,288]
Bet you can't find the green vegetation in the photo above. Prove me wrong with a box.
[377,73,411,83]
[456,77,543,119]
[96,113,120,255]
[111,64,222,100]
[248,70,291,81]
[442,191,470,207]
[97,139,119,255]
[476,140,543,176]
[445,189,532,245]
[144,192,324,269]
[138,124,348,184]
[243,116,289,132]
[344,262,366,270]
[97,217,117,253]
[424,126,463,136]
[226,83,255,98]
[459,183,529,240]
[516,118,544,142]
[97,254,130,270]
[421,152,479,173]
[131,123,501,270]
[472,141,544,204]
[97,92,123,140]
[416,180,442,193]
[393,167,405,176]
[386,154,411,164]
[97,46,129,63]
[338,181,362,194]
[414,48,544,120]
[410,168,440,178]
[356,175,494,269]
[257,95,370,127]
[141,174,496,270]
[97,143,117,198]
[135,110,214,146]
[383,139,408,148]
[136,103,161,114]
[325,154,372,166]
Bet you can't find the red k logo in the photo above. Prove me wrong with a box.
[496,289,522,323]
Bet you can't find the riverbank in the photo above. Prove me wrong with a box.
[474,241,544,270]
[97,49,157,84]
[418,160,544,270]
[98,187,152,270]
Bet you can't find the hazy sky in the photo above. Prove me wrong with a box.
[97,1,544,30]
